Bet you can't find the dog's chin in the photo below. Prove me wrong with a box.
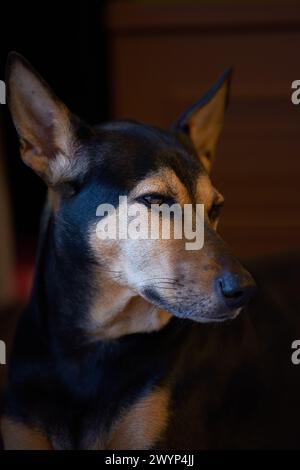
[195,307,243,324]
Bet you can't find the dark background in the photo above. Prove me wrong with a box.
[0,0,300,304]
[0,0,109,241]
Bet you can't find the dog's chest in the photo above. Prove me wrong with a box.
[49,385,170,450]
[85,386,170,450]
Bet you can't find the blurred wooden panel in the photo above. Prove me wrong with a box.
[106,1,300,258]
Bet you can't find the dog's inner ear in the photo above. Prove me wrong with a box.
[6,53,82,186]
[174,69,231,173]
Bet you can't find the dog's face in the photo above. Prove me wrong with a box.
[6,53,256,336]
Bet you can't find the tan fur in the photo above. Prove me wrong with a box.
[196,175,224,229]
[8,57,87,186]
[1,416,51,450]
[88,168,226,337]
[87,386,170,450]
[88,168,191,339]
[196,175,216,208]
[87,274,171,340]
[130,168,190,205]
[188,84,228,173]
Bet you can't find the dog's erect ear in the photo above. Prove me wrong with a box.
[6,52,85,186]
[173,68,232,173]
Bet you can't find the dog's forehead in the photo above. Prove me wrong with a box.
[86,120,204,190]
[94,120,181,151]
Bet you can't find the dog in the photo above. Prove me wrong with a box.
[1,53,300,450]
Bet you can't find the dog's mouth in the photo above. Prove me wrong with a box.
[177,305,243,324]
[198,307,243,323]
[141,286,244,324]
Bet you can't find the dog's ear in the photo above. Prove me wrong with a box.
[6,52,85,186]
[173,68,232,173]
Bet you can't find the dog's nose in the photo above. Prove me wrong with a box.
[217,271,256,309]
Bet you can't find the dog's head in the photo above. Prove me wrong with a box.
[6,53,256,338]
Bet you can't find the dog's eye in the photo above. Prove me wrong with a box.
[140,193,167,207]
[208,201,224,221]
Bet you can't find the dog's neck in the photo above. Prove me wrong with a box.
[87,279,171,340]
[30,206,171,350]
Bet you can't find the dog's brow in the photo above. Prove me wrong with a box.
[129,177,170,200]
[129,169,191,204]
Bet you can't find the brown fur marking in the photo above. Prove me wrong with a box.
[87,386,170,450]
[1,416,52,450]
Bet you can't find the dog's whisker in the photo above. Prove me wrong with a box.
[140,281,178,290]
[141,278,184,287]
[152,278,179,281]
